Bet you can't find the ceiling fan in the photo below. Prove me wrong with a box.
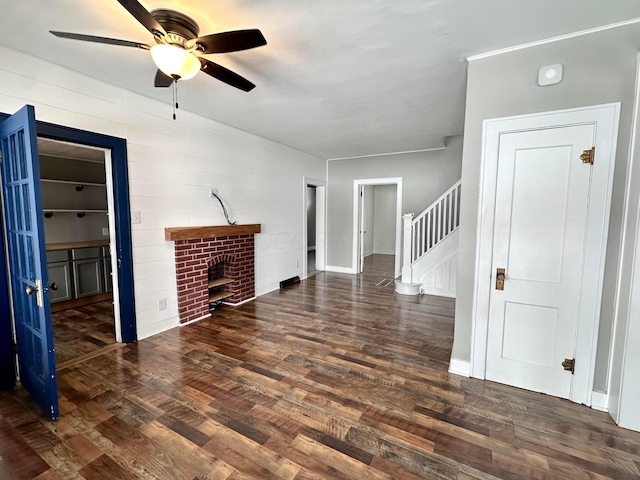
[50,0,266,92]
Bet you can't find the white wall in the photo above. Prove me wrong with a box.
[454,23,640,393]
[327,136,463,269]
[372,185,397,255]
[0,45,326,340]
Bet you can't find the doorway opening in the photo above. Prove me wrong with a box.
[38,138,121,368]
[353,178,403,279]
[303,178,326,278]
[0,106,136,419]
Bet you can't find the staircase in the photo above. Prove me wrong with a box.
[395,180,461,297]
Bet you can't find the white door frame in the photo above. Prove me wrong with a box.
[352,178,403,277]
[303,177,326,278]
[470,103,620,405]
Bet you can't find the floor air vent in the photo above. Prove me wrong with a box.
[280,276,300,289]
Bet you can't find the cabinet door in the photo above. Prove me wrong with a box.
[47,262,72,303]
[73,258,102,298]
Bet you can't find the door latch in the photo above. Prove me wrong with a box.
[562,358,575,374]
[496,268,505,290]
[25,279,44,307]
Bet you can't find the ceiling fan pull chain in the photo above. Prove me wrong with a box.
[172,80,177,120]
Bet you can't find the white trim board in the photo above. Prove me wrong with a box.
[449,358,471,377]
[470,103,620,406]
[591,391,609,412]
[303,177,327,278]
[328,146,445,162]
[352,178,403,278]
[325,265,356,274]
[467,17,640,61]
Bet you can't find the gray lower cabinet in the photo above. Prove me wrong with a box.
[73,258,102,298]
[47,262,72,302]
[47,245,112,303]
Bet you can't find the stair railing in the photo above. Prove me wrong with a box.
[411,180,461,264]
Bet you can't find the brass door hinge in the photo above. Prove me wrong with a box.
[580,147,595,165]
[562,358,575,374]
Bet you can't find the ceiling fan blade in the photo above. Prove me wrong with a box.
[116,0,167,39]
[50,31,151,49]
[190,29,266,54]
[199,58,256,92]
[154,69,174,88]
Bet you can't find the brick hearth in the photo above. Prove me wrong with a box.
[173,235,256,324]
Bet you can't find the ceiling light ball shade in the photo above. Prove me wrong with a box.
[150,44,200,80]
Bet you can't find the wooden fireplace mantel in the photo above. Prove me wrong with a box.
[165,224,261,241]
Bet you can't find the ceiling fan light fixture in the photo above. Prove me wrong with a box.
[150,44,200,80]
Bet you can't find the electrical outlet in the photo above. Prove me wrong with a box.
[210,188,218,198]
[158,298,166,311]
[102,227,109,236]
[131,211,141,224]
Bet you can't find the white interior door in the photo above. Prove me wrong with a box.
[486,124,594,399]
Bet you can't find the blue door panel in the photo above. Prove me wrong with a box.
[0,105,58,419]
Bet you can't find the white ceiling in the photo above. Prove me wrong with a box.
[2,1,640,159]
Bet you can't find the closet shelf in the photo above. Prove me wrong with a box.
[41,179,106,187]
[43,209,108,213]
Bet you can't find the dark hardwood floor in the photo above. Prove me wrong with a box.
[51,300,116,367]
[362,254,396,285]
[1,271,640,479]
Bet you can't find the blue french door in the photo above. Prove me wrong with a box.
[0,105,58,419]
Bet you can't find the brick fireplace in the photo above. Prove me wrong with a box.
[165,225,261,324]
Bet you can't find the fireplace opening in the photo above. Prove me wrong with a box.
[208,261,234,311]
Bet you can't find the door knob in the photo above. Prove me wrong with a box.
[25,285,38,295]
[49,282,58,291]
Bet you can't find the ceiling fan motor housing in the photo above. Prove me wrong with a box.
[151,9,199,45]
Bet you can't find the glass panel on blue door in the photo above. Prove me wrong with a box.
[33,337,43,377]
[22,183,31,231]
[13,185,23,231]
[17,130,27,180]
[8,234,18,280]
[14,233,27,279]
[6,185,16,230]
[30,297,39,332]
[26,235,35,282]
[9,133,18,182]
[24,333,33,369]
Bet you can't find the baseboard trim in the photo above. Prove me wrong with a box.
[325,265,355,274]
[224,296,256,307]
[420,287,456,299]
[449,358,471,377]
[591,391,609,412]
[179,313,211,327]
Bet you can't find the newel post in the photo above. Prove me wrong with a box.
[401,213,414,283]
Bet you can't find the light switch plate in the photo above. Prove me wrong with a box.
[131,211,141,224]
